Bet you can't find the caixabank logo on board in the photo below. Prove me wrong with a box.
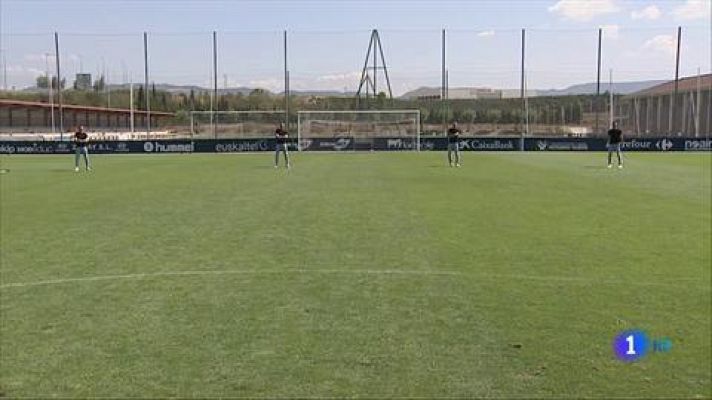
[685,139,712,151]
[143,141,194,153]
[460,139,516,150]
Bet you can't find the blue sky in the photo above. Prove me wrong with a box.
[1,0,710,94]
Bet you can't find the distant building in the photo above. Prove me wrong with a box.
[74,73,92,91]
[401,87,502,100]
[619,74,711,136]
[0,99,174,132]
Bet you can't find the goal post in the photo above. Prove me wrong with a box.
[297,110,421,151]
[190,110,286,138]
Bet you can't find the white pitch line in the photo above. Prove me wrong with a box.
[0,268,460,289]
[0,268,708,291]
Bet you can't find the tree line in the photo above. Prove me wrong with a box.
[3,79,612,127]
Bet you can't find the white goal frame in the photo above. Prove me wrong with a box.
[297,109,421,151]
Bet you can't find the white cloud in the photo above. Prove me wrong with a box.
[248,78,282,92]
[316,71,362,83]
[287,71,367,93]
[671,0,709,20]
[643,34,677,55]
[601,24,620,39]
[631,5,662,20]
[23,53,55,63]
[477,30,496,38]
[211,71,365,93]
[548,0,620,21]
[7,65,45,76]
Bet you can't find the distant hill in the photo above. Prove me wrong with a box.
[403,79,667,99]
[111,84,264,96]
[21,83,266,96]
[22,83,354,97]
[533,80,667,97]
[279,90,356,97]
[20,79,667,98]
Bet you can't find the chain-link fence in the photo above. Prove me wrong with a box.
[1,26,709,139]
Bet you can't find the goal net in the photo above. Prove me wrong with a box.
[190,111,286,139]
[297,110,421,151]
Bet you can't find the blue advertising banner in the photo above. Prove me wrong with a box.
[0,137,709,154]
[525,137,712,152]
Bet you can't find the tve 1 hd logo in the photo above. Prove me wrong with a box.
[613,330,672,362]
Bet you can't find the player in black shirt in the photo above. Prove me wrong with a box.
[274,123,290,169]
[607,121,623,169]
[447,122,462,167]
[73,126,91,172]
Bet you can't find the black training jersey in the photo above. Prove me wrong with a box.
[275,129,288,144]
[74,131,88,147]
[608,129,623,144]
[447,128,461,143]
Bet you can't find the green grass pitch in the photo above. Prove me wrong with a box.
[0,152,710,398]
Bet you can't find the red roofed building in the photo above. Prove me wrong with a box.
[0,99,174,133]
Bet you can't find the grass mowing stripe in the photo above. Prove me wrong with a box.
[1,268,708,290]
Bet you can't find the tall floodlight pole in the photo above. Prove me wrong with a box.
[609,69,614,129]
[284,30,289,131]
[520,28,526,150]
[2,51,6,91]
[213,30,218,139]
[708,4,711,141]
[130,79,135,135]
[55,32,64,139]
[144,32,151,139]
[106,69,111,108]
[525,72,530,135]
[373,30,378,97]
[442,28,446,134]
[672,26,682,134]
[696,68,701,137]
[356,32,375,105]
[1,2,6,91]
[376,33,393,98]
[355,30,393,104]
[441,29,446,100]
[45,53,55,134]
[596,28,602,135]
